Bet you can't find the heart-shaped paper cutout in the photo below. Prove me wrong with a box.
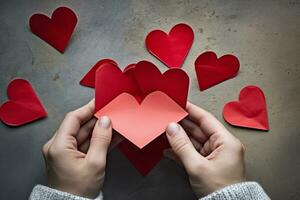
[94,60,189,111]
[118,135,170,175]
[95,62,141,112]
[29,7,77,53]
[146,23,194,68]
[223,86,269,131]
[195,51,240,90]
[80,59,117,88]
[0,79,47,126]
[95,91,187,148]
[133,61,189,108]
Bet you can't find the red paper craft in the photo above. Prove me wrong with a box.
[29,7,77,53]
[93,60,189,174]
[118,135,170,175]
[94,60,189,111]
[80,59,117,88]
[223,86,269,131]
[146,23,194,68]
[195,51,240,90]
[95,91,187,148]
[0,79,47,126]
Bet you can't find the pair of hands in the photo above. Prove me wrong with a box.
[43,100,246,198]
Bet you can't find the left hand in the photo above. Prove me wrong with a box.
[42,100,117,198]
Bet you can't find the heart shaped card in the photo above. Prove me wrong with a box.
[146,23,194,68]
[29,7,77,53]
[223,85,269,131]
[91,60,189,174]
[0,79,47,126]
[195,51,239,90]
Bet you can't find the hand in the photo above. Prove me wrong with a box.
[42,100,114,198]
[165,102,246,197]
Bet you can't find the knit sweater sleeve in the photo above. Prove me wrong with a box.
[29,185,103,200]
[200,182,270,200]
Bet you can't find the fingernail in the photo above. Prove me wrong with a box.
[99,116,110,128]
[166,122,179,136]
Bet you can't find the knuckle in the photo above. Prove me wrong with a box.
[87,158,106,171]
[236,141,245,154]
[172,137,190,155]
[65,111,75,119]
[91,133,111,144]
[47,146,60,159]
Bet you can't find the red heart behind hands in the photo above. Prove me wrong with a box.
[195,51,240,90]
[29,7,77,53]
[146,23,194,68]
[223,86,269,131]
[0,79,47,126]
[118,135,170,176]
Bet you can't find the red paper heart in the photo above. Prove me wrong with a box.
[133,61,189,108]
[0,79,47,126]
[223,86,269,131]
[118,135,170,175]
[29,7,77,53]
[94,60,189,111]
[95,62,141,112]
[94,60,189,174]
[95,91,187,148]
[80,59,117,88]
[195,51,240,90]
[146,23,194,68]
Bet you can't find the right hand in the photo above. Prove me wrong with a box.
[165,102,246,197]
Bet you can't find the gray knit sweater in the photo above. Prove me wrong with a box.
[29,182,270,200]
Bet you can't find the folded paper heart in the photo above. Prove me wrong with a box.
[87,60,189,174]
[146,23,194,68]
[95,91,187,148]
[195,51,240,90]
[0,79,47,126]
[223,86,269,131]
[29,7,77,53]
[94,60,189,111]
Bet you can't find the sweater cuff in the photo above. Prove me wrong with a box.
[29,185,103,200]
[200,182,270,200]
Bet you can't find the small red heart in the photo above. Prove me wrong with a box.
[95,91,187,148]
[223,86,269,131]
[146,23,194,68]
[80,59,117,88]
[0,79,47,126]
[195,51,240,90]
[29,7,77,53]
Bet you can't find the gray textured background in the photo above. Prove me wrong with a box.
[0,0,300,199]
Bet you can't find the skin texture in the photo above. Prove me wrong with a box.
[43,100,245,198]
[165,102,246,197]
[42,100,121,198]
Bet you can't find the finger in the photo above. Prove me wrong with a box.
[180,118,208,143]
[79,139,90,154]
[186,102,227,137]
[86,116,112,165]
[200,141,212,157]
[42,132,58,158]
[165,122,207,171]
[190,137,203,152]
[76,118,97,145]
[57,99,95,138]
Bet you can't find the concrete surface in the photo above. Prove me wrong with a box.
[0,0,300,199]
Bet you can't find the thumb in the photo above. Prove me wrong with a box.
[166,122,206,172]
[86,116,112,165]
